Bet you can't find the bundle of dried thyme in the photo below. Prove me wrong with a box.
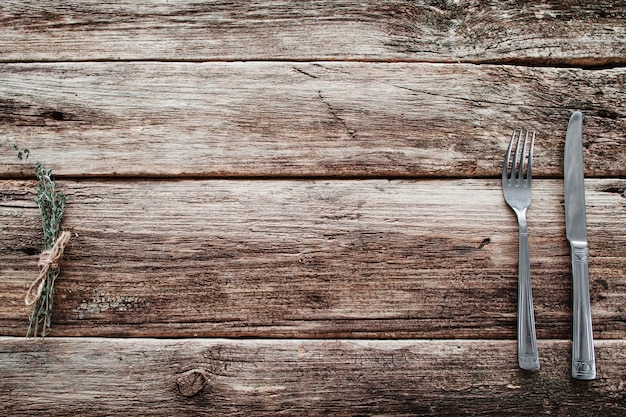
[26,161,69,337]
[15,146,70,337]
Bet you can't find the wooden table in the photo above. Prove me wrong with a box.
[1,1,625,415]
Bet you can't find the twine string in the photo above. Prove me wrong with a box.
[25,231,71,306]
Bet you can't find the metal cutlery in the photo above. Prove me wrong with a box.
[502,129,540,371]
[564,111,596,380]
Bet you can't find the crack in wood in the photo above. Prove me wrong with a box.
[317,90,357,140]
[292,66,317,79]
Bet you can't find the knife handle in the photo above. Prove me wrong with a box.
[518,225,539,370]
[571,242,596,380]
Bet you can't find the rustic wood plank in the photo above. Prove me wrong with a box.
[1,62,625,178]
[1,1,625,64]
[2,179,624,338]
[1,337,625,416]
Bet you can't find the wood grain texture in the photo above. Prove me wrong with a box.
[1,62,625,178]
[2,179,624,338]
[1,337,625,416]
[2,1,625,414]
[1,1,625,64]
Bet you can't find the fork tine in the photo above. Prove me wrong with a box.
[512,130,523,180]
[519,130,528,180]
[527,130,535,180]
[503,130,515,181]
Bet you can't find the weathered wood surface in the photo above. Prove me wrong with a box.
[2,1,626,414]
[1,1,625,65]
[1,62,625,178]
[1,337,625,416]
[2,178,624,338]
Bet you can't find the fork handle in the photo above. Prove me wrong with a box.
[518,224,539,370]
[570,242,596,379]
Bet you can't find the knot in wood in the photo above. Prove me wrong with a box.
[176,369,209,397]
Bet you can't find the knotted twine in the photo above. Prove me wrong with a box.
[25,231,71,306]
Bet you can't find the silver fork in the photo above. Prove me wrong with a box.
[502,129,539,371]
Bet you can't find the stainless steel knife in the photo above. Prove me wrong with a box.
[564,111,596,380]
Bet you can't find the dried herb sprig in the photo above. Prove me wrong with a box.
[34,162,68,251]
[14,143,69,337]
[13,143,30,161]
[27,162,68,337]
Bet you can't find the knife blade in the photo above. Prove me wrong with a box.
[564,111,596,380]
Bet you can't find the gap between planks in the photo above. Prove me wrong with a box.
[2,58,626,70]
